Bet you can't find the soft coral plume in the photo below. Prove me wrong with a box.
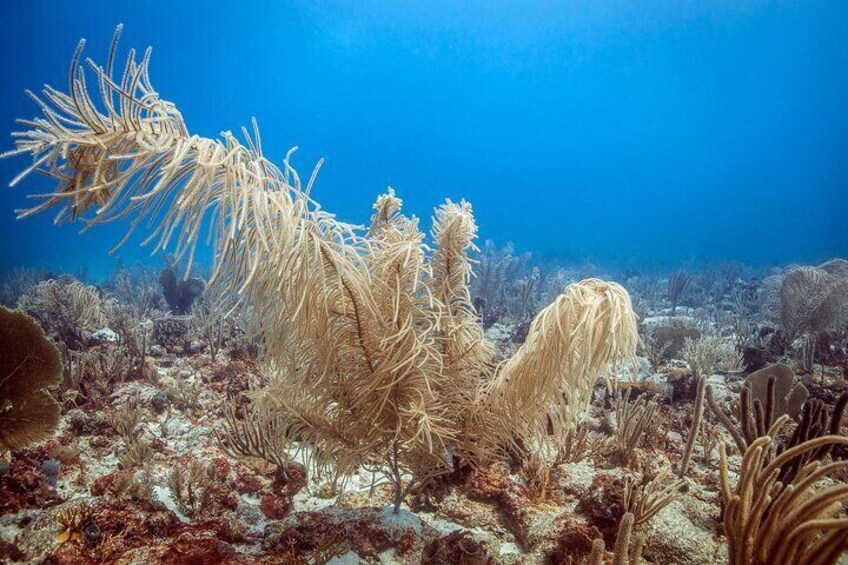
[3,28,639,505]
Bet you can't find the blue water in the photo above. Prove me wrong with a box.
[1,1,846,278]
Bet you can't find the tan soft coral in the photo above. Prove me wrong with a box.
[3,27,639,512]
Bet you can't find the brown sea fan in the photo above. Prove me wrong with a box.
[0,307,63,452]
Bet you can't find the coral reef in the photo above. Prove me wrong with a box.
[0,26,847,565]
[0,271,844,564]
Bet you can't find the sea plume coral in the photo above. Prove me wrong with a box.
[777,261,848,368]
[779,262,848,337]
[17,278,105,349]
[0,307,63,452]
[478,279,638,459]
[3,28,639,509]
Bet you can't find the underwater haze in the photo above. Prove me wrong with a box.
[1,0,847,277]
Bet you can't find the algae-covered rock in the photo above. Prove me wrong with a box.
[264,507,438,563]
[642,502,724,565]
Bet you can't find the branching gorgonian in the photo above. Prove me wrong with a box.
[3,27,639,512]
